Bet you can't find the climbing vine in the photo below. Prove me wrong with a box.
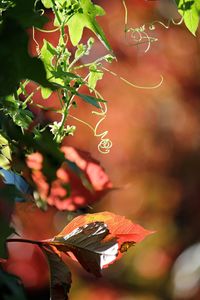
[0,0,199,299]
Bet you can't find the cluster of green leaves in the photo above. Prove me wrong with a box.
[0,0,115,147]
[39,34,112,143]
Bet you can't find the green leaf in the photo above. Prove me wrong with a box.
[176,0,200,35]
[88,65,103,91]
[41,0,52,9]
[0,134,11,169]
[67,0,111,50]
[51,69,80,79]
[74,43,87,59]
[40,39,57,76]
[76,92,106,108]
[41,86,53,99]
[40,39,63,89]
[0,268,27,300]
[1,96,34,130]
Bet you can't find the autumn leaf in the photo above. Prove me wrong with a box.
[57,212,152,246]
[41,245,72,300]
[26,147,112,211]
[47,221,118,277]
[44,212,153,276]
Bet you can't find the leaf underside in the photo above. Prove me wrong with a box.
[41,245,72,300]
[50,221,118,277]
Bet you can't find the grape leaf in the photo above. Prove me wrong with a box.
[48,221,118,277]
[66,0,111,50]
[41,245,72,300]
[176,0,200,35]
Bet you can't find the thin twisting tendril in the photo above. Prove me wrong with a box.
[122,0,183,53]
[68,91,112,154]
[92,91,112,154]
[34,0,45,16]
[32,27,40,56]
[102,67,163,90]
[36,27,60,33]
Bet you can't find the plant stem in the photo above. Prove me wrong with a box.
[51,0,62,25]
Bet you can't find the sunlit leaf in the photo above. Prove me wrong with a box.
[48,221,118,277]
[58,212,153,259]
[41,0,52,9]
[44,212,153,276]
[41,86,53,99]
[0,134,11,169]
[66,0,111,50]
[88,65,104,91]
[176,0,200,35]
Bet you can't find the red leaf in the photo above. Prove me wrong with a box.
[26,147,112,211]
[47,221,118,277]
[44,212,153,276]
[57,212,153,246]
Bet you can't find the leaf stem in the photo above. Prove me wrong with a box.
[6,238,42,246]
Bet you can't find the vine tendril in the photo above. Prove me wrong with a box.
[122,0,183,53]
[68,90,112,154]
[102,67,163,90]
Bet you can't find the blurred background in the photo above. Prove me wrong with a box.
[4,0,200,299]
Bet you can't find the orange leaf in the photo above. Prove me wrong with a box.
[45,212,153,276]
[57,211,153,248]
